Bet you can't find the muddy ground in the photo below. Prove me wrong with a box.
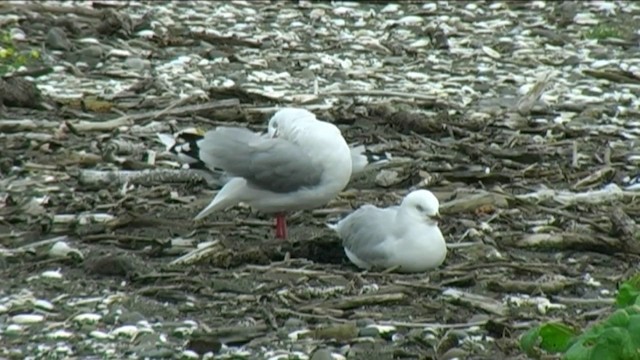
[1,1,640,360]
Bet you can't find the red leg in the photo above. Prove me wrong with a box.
[274,213,288,240]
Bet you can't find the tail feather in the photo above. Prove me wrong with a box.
[194,178,247,220]
[350,144,392,175]
[326,222,339,231]
[157,130,224,172]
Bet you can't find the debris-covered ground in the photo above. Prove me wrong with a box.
[1,1,640,359]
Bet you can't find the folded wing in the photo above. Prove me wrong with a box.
[198,127,324,193]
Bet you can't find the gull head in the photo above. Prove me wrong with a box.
[401,190,441,225]
[267,108,317,138]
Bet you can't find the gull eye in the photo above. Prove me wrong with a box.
[415,204,425,212]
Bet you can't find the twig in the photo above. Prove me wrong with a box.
[536,205,609,234]
[515,184,630,205]
[0,119,60,133]
[325,90,440,103]
[439,191,509,214]
[2,66,54,79]
[12,236,69,251]
[70,99,240,132]
[153,95,196,120]
[572,166,615,190]
[53,213,115,224]
[443,288,507,316]
[104,139,147,155]
[273,307,348,324]
[0,2,102,17]
[77,169,208,187]
[552,296,614,306]
[379,319,499,329]
[516,71,555,115]
[1,132,54,142]
[304,293,408,311]
[486,278,577,295]
[191,31,262,48]
[242,104,334,114]
[169,241,222,266]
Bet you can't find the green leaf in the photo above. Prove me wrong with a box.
[626,314,640,357]
[521,322,576,356]
[538,323,576,353]
[605,309,631,328]
[564,335,594,360]
[520,326,541,356]
[617,283,640,308]
[626,273,640,289]
[590,327,629,360]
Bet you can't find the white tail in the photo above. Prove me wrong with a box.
[194,178,247,220]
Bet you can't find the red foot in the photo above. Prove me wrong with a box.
[274,213,288,240]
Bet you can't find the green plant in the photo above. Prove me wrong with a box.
[585,24,623,40]
[520,274,640,360]
[0,31,40,75]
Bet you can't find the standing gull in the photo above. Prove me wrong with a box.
[157,128,391,182]
[328,190,447,273]
[192,108,353,239]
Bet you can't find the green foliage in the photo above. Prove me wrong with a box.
[585,24,623,40]
[521,322,576,357]
[617,274,640,308]
[0,31,40,75]
[520,275,640,360]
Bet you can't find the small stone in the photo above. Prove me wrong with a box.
[439,347,468,360]
[118,311,146,325]
[469,314,491,323]
[313,323,359,341]
[137,348,174,359]
[79,45,105,60]
[358,327,380,338]
[46,27,72,51]
[12,314,45,324]
[448,329,469,339]
[124,57,149,70]
[49,241,83,260]
[10,28,26,42]
[187,333,222,355]
[310,348,334,360]
[283,317,306,328]
[84,255,139,278]
[355,318,375,328]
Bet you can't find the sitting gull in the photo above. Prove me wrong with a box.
[189,108,353,240]
[328,190,447,273]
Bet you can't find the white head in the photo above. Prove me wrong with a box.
[267,108,317,138]
[400,190,441,225]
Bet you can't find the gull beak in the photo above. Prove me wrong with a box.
[428,212,442,222]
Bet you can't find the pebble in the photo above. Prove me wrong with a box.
[310,348,334,360]
[124,57,150,71]
[283,317,306,328]
[79,45,105,59]
[11,314,45,324]
[358,327,380,338]
[118,310,146,325]
[46,27,72,51]
[355,318,375,328]
[440,347,469,360]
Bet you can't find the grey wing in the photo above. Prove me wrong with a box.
[337,205,399,264]
[198,127,324,193]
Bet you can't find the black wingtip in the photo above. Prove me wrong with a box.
[362,149,391,164]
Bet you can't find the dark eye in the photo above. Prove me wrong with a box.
[415,205,425,212]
